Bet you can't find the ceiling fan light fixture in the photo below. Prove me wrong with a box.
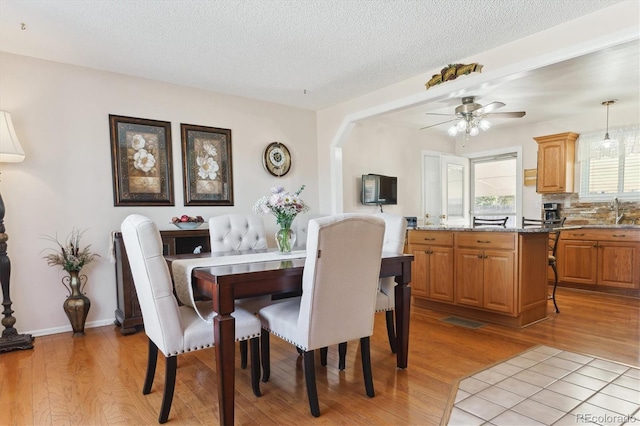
[456,119,467,132]
[447,126,458,137]
[479,118,491,131]
[469,126,480,136]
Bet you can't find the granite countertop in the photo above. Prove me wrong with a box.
[570,224,640,229]
[412,226,550,233]
[411,224,640,232]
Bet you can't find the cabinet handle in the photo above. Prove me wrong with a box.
[571,233,585,236]
[424,238,436,241]
[424,250,433,254]
[593,244,598,248]
[484,254,488,259]
[612,234,626,238]
[476,240,491,244]
[477,254,483,259]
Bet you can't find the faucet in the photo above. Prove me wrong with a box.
[613,197,624,224]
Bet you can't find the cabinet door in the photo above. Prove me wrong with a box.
[483,250,515,314]
[597,242,640,289]
[410,247,429,298]
[455,249,484,307]
[537,141,565,193]
[428,246,454,302]
[557,240,597,285]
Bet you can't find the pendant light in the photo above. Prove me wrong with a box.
[601,100,617,147]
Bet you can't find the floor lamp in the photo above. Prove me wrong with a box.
[0,110,33,352]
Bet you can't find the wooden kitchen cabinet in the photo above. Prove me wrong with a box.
[557,239,598,285]
[557,229,640,291]
[113,228,211,335]
[407,231,454,302]
[409,229,548,327]
[455,234,516,314]
[534,132,579,194]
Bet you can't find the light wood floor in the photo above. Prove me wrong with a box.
[1,287,638,425]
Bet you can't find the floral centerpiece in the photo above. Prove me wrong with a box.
[253,185,309,253]
[42,229,99,336]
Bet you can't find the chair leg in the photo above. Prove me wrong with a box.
[551,263,560,313]
[143,338,158,395]
[249,337,261,397]
[159,355,177,424]
[320,347,328,366]
[385,310,397,353]
[338,342,347,371]
[260,331,270,383]
[303,350,320,417]
[240,340,248,369]
[360,337,375,398]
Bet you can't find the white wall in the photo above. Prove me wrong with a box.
[341,101,639,223]
[0,53,319,336]
[342,121,453,216]
[318,1,639,215]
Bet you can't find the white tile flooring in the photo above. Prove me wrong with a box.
[448,346,640,426]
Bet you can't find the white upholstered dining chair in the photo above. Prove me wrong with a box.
[292,213,323,248]
[258,214,385,417]
[336,212,407,369]
[120,214,262,424]
[208,213,268,252]
[208,213,277,368]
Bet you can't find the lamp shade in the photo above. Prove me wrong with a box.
[0,111,26,163]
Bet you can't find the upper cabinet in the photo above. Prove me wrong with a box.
[534,132,579,194]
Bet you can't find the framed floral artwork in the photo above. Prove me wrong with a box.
[109,115,174,206]
[180,123,234,206]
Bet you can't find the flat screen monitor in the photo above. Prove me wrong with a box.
[361,174,397,205]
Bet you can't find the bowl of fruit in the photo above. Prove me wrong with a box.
[171,215,205,230]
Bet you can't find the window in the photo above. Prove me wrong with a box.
[579,126,640,200]
[471,154,517,227]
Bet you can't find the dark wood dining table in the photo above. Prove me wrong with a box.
[165,251,414,425]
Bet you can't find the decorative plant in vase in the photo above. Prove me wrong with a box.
[253,185,309,253]
[42,229,99,336]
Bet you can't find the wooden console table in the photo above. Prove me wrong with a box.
[113,228,211,334]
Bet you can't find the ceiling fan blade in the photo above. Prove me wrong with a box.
[486,111,526,118]
[424,112,457,116]
[420,118,457,130]
[477,101,506,114]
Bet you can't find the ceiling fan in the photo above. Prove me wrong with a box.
[421,96,526,136]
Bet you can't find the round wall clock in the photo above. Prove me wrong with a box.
[263,142,291,177]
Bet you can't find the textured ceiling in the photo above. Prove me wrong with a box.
[0,0,624,111]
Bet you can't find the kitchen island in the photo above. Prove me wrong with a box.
[407,227,550,327]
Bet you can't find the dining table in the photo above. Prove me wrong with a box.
[165,249,414,425]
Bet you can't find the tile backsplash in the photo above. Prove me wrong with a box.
[541,193,640,225]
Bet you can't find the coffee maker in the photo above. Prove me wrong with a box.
[543,203,561,220]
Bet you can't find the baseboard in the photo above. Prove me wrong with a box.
[25,318,116,337]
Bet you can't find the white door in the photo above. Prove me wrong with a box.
[422,153,470,227]
[422,154,441,226]
[441,155,470,226]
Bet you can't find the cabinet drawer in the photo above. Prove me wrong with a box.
[455,232,516,250]
[408,231,453,246]
[561,229,640,242]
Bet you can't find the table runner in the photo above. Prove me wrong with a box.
[172,250,307,322]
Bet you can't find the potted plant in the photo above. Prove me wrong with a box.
[42,229,99,336]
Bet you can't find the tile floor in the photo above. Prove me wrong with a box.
[448,346,640,425]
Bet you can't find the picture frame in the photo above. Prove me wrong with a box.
[109,115,174,206]
[180,123,234,206]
